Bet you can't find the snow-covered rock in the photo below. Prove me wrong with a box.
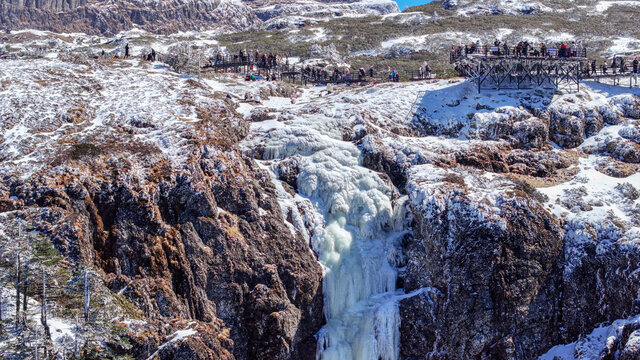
[253,0,399,21]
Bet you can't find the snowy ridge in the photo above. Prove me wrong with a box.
[0,58,234,179]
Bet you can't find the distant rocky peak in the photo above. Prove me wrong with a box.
[440,0,554,15]
[443,0,459,9]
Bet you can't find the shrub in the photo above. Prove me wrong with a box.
[443,173,466,186]
[512,178,549,203]
[71,143,102,159]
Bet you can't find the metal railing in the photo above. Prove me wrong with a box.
[450,45,588,63]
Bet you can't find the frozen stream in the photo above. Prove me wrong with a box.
[241,88,407,360]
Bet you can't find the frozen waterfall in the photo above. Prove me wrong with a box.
[245,96,407,360]
[296,146,406,360]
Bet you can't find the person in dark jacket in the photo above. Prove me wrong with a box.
[124,43,130,59]
[523,41,530,57]
[516,42,523,57]
[591,60,597,76]
[633,57,639,73]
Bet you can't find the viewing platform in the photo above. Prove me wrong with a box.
[451,45,589,92]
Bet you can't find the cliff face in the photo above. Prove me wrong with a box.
[0,58,323,358]
[0,0,399,34]
[0,0,260,35]
[355,81,640,359]
[401,175,564,359]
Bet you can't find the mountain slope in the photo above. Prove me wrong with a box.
[0,0,261,35]
[0,0,399,35]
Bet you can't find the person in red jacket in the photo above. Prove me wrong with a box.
[560,42,568,58]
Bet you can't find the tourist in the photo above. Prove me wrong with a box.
[425,62,431,79]
[591,60,597,76]
[516,42,523,57]
[560,42,567,58]
[369,66,374,78]
[124,43,130,59]
[633,56,639,74]
[540,42,547,58]
[493,40,500,55]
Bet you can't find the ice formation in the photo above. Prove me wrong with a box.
[244,90,408,360]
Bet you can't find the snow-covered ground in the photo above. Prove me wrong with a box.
[0,56,236,179]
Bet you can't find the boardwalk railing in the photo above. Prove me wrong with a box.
[450,45,588,63]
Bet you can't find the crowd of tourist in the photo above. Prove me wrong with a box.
[208,50,281,69]
[588,56,639,76]
[452,40,587,59]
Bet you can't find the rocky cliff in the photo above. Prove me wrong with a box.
[0,0,399,35]
[0,0,260,35]
[357,82,640,359]
[0,57,323,358]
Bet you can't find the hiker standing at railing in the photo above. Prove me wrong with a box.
[576,41,584,57]
[560,42,567,58]
[515,42,523,57]
[540,43,547,57]
[633,56,638,74]
[493,40,501,55]
[591,60,597,76]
